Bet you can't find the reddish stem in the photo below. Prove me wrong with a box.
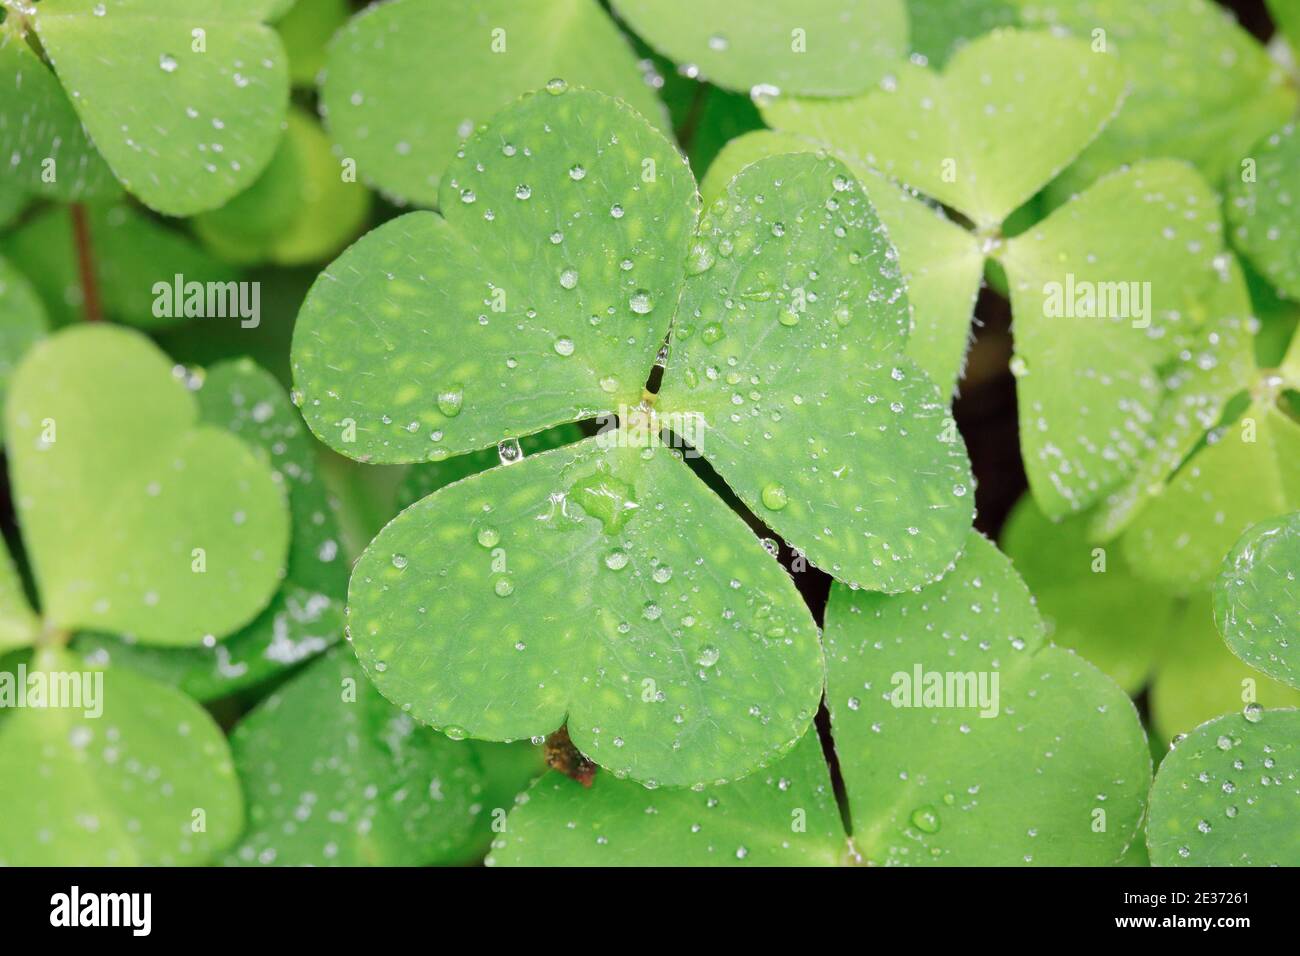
[70,203,103,323]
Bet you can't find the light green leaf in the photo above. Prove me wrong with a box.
[0,532,37,652]
[1122,402,1300,593]
[1147,709,1299,866]
[1149,595,1300,741]
[1090,256,1258,540]
[700,130,983,398]
[609,0,907,97]
[1018,0,1298,203]
[31,0,290,215]
[349,432,824,788]
[1270,0,1300,51]
[5,325,289,645]
[1227,122,1300,301]
[659,152,973,592]
[1214,512,1300,690]
[0,202,242,329]
[824,532,1151,865]
[319,0,667,206]
[1001,160,1225,517]
[293,88,697,464]
[225,647,486,866]
[0,253,47,443]
[489,731,845,866]
[905,0,1020,67]
[0,646,243,865]
[0,32,119,201]
[275,0,347,87]
[194,107,371,267]
[1001,496,1170,694]
[762,30,1126,230]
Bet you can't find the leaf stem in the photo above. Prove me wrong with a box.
[544,726,598,787]
[70,203,103,323]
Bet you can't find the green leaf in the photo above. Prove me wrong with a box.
[0,253,47,443]
[1149,595,1300,742]
[659,151,974,591]
[489,730,845,866]
[194,107,371,267]
[1227,122,1300,301]
[5,325,290,645]
[1001,160,1225,517]
[0,182,25,229]
[1017,0,1298,204]
[905,0,1020,67]
[1270,0,1300,51]
[0,33,119,201]
[762,30,1126,230]
[0,532,37,652]
[1122,402,1300,593]
[1214,512,1300,690]
[274,0,347,87]
[609,0,907,96]
[699,130,983,398]
[1001,496,1170,694]
[824,532,1151,865]
[1147,709,1299,866]
[1090,256,1258,540]
[0,646,243,865]
[31,0,290,215]
[225,647,486,866]
[0,202,242,329]
[319,0,667,206]
[293,88,697,464]
[349,432,824,788]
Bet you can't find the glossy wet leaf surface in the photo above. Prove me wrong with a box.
[1227,122,1300,300]
[31,0,289,215]
[659,151,973,591]
[225,648,487,866]
[350,433,823,788]
[762,30,1125,230]
[1147,709,1299,866]
[489,731,844,866]
[1214,512,1300,690]
[824,532,1150,865]
[0,646,242,865]
[610,0,907,97]
[320,0,666,207]
[5,326,289,645]
[294,88,697,464]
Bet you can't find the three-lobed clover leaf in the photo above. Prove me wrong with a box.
[0,646,243,865]
[225,647,489,866]
[1227,122,1300,301]
[1147,709,1299,866]
[5,324,290,646]
[320,0,667,207]
[1214,511,1300,691]
[1,0,290,216]
[608,0,908,97]
[824,531,1151,865]
[293,87,973,786]
[761,30,1232,518]
[489,730,846,866]
[274,0,347,89]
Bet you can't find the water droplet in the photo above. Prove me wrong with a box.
[437,384,464,417]
[687,242,715,275]
[761,483,789,511]
[494,577,515,597]
[568,164,586,181]
[559,268,579,290]
[910,805,941,834]
[604,549,629,571]
[391,553,409,570]
[554,337,575,356]
[476,527,500,548]
[570,465,639,533]
[515,184,532,200]
[629,290,653,314]
[545,77,568,95]
[160,54,178,73]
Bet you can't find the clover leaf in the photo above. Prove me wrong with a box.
[225,647,488,866]
[5,325,290,645]
[608,0,908,97]
[0,646,243,865]
[0,253,46,442]
[294,87,974,787]
[904,0,1019,67]
[274,0,347,88]
[762,30,1227,517]
[0,0,290,216]
[0,532,36,652]
[824,532,1151,865]
[320,0,666,206]
[1228,122,1300,301]
[1214,512,1300,691]
[1147,709,1299,866]
[488,730,845,866]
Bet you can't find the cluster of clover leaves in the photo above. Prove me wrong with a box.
[0,0,1296,867]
